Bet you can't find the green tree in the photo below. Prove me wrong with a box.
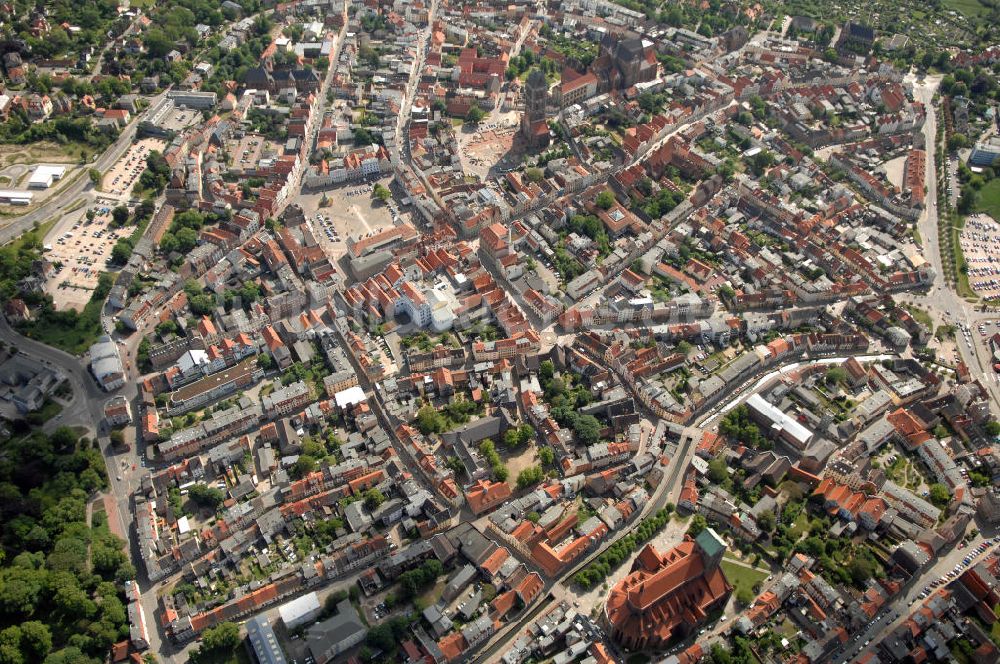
[848,557,873,586]
[707,457,728,484]
[415,404,445,435]
[928,483,951,508]
[756,510,776,533]
[573,414,601,446]
[824,367,847,385]
[466,104,486,124]
[372,183,391,203]
[18,622,51,661]
[187,484,225,509]
[364,488,385,510]
[595,190,615,210]
[538,446,555,466]
[711,644,733,664]
[0,625,24,664]
[111,206,130,227]
[87,169,101,186]
[516,465,544,490]
[290,455,318,479]
[110,240,133,265]
[539,360,554,383]
[736,587,755,606]
[687,514,707,537]
[175,227,199,253]
[192,622,240,662]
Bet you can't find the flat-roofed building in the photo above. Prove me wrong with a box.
[246,614,287,664]
[277,592,321,630]
[169,356,262,412]
[27,164,66,188]
[0,189,34,205]
[744,393,813,450]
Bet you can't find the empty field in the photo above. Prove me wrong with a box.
[944,0,988,17]
[0,141,81,169]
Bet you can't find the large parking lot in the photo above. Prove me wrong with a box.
[297,175,405,261]
[103,138,167,197]
[227,133,270,174]
[960,213,1000,302]
[43,199,129,311]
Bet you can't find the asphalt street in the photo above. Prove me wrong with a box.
[0,90,170,246]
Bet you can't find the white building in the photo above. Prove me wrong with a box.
[27,165,66,189]
[90,335,126,391]
[277,592,322,630]
[0,190,33,205]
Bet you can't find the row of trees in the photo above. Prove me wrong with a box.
[137,151,172,196]
[516,465,545,490]
[571,508,673,589]
[109,200,156,266]
[0,114,115,151]
[478,439,509,482]
[503,424,536,449]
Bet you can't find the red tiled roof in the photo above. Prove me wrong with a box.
[605,540,731,649]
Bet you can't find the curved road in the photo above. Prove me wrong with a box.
[478,353,895,662]
[0,90,169,246]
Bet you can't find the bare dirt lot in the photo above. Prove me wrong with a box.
[455,110,520,180]
[883,154,908,189]
[503,442,540,490]
[44,198,128,311]
[0,141,79,170]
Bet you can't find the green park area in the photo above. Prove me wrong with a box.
[721,555,769,604]
[976,178,1000,221]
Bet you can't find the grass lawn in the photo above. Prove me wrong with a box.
[17,271,114,355]
[975,178,1000,221]
[776,618,799,638]
[903,304,933,328]
[721,559,769,598]
[944,0,988,17]
[17,296,105,355]
[0,141,84,169]
[789,511,810,539]
[5,217,57,250]
[191,647,253,664]
[25,399,62,426]
[417,577,447,609]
